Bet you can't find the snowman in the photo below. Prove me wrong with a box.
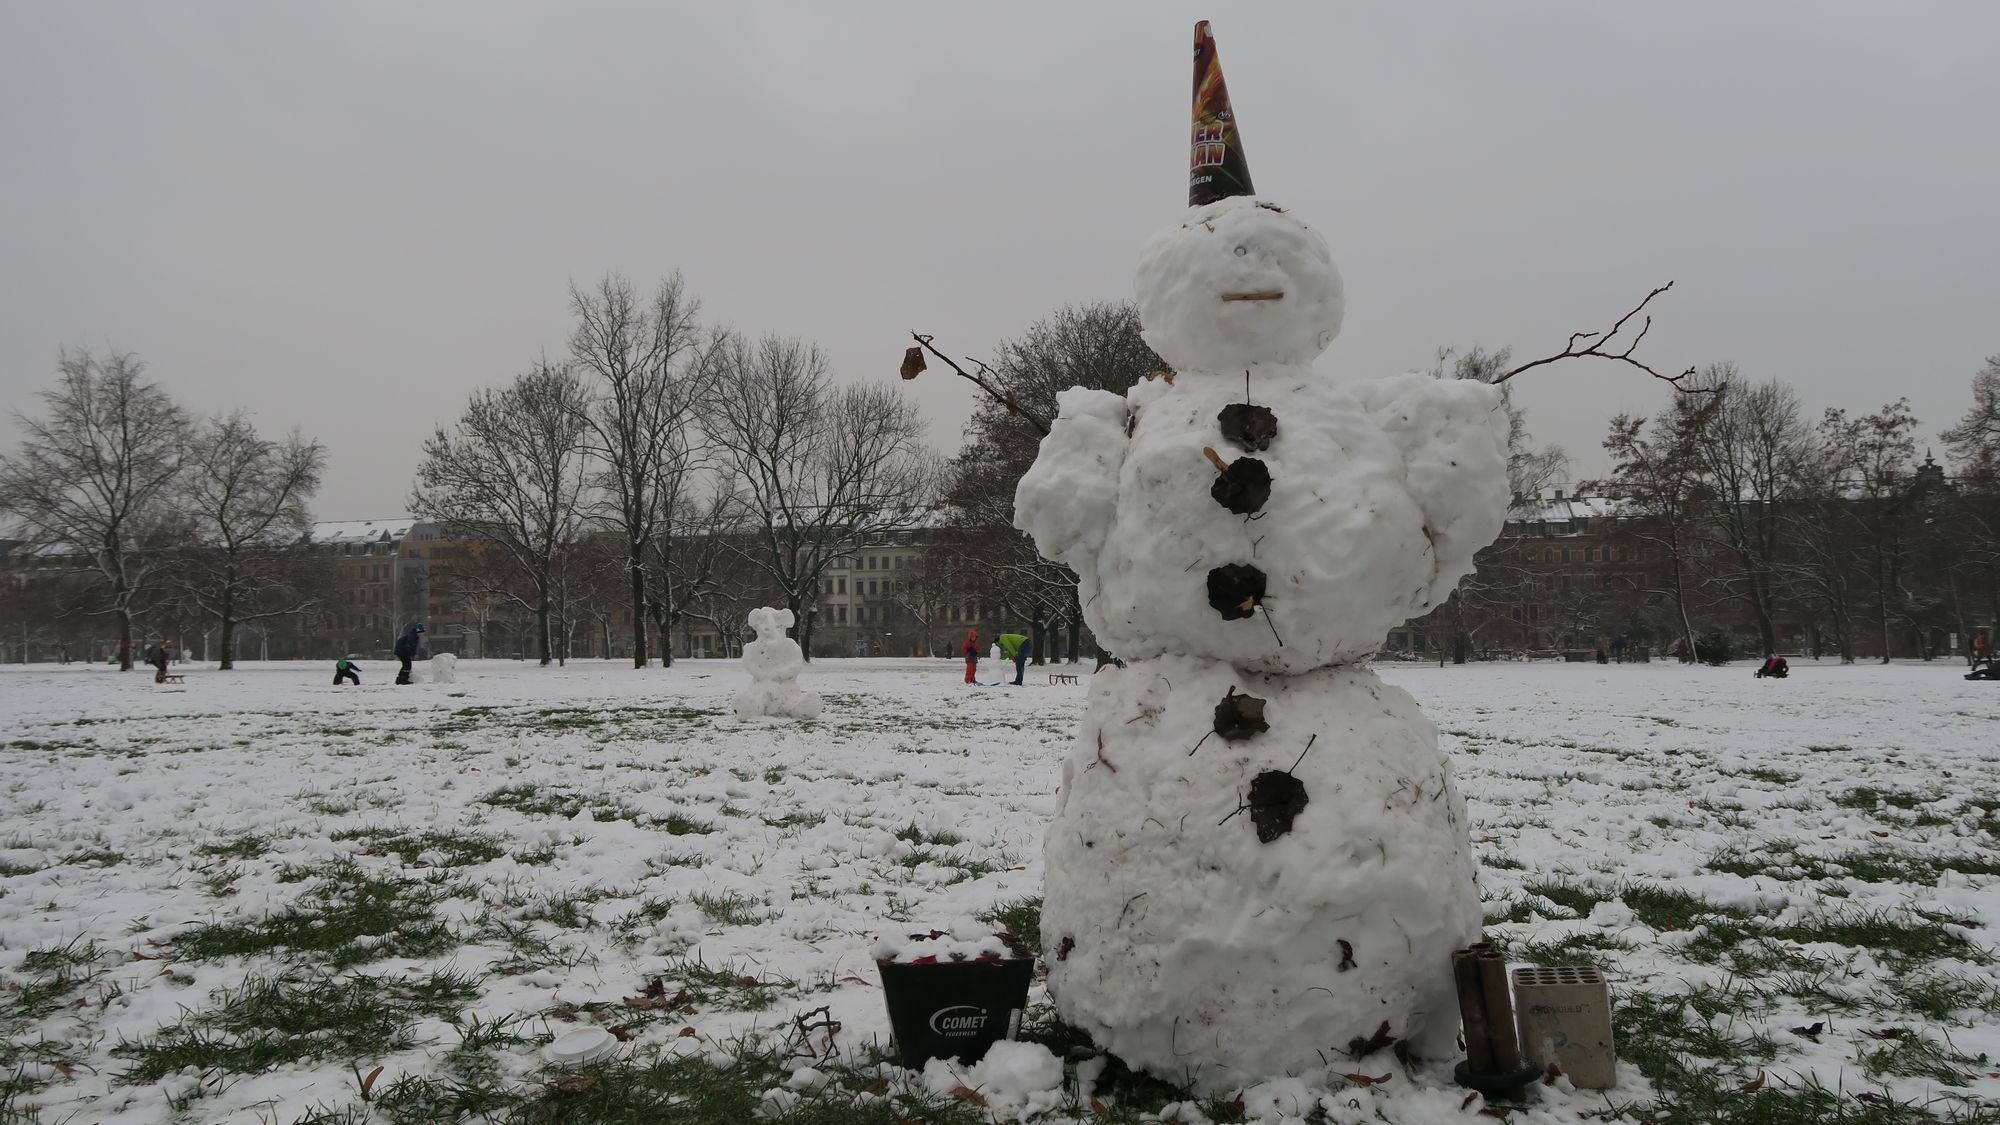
[733,607,822,720]
[1012,22,1510,1092]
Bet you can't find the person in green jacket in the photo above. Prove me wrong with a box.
[333,656,360,686]
[997,631,1032,686]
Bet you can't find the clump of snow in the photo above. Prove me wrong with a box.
[872,918,1021,964]
[920,1040,1064,1118]
[428,652,458,683]
[732,607,821,720]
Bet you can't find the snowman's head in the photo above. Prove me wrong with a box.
[1133,195,1345,373]
[746,606,793,642]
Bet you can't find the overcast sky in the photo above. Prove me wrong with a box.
[4,2,1996,518]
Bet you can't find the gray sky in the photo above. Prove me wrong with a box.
[4,2,1997,519]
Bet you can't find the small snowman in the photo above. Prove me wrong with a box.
[1012,22,1511,1092]
[733,607,821,720]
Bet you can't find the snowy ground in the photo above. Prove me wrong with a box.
[1,657,1997,1124]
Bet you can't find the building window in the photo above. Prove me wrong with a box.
[1543,548,1553,562]
[857,606,868,624]
[836,606,847,623]
[868,556,877,570]
[837,577,846,594]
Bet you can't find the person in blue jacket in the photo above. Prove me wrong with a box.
[394,623,427,685]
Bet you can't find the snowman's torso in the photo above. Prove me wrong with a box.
[1048,370,1507,671]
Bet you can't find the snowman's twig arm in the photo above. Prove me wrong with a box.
[909,332,1052,436]
[1491,282,1709,393]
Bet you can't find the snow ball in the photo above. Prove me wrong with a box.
[785,1066,831,1092]
[755,1087,801,1117]
[705,1050,737,1070]
[969,1040,1062,1098]
[1134,195,1343,372]
[1238,1077,1314,1122]
[1588,899,1637,929]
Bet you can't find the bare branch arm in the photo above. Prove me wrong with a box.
[1492,282,1709,394]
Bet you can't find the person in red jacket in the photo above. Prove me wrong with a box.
[963,629,980,684]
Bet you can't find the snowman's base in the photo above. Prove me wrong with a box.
[1040,655,1482,1092]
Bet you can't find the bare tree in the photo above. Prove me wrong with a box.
[0,348,188,669]
[567,272,713,668]
[411,362,593,666]
[174,413,325,669]
[1687,366,1807,654]
[702,333,936,658]
[1940,355,2000,482]
[1595,388,1723,659]
[1786,408,1866,661]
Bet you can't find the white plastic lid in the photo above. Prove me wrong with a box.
[542,1026,618,1067]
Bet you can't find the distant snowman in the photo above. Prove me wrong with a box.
[733,607,822,720]
[1013,22,1510,1092]
[428,652,458,684]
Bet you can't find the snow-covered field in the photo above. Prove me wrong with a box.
[1,657,1996,1124]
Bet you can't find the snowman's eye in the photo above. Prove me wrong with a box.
[1234,246,1248,257]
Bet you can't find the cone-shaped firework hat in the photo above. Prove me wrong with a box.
[1189,19,1254,207]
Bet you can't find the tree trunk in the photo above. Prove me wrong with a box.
[218,571,238,670]
[537,590,553,667]
[1067,615,1081,665]
[629,546,648,668]
[660,568,675,668]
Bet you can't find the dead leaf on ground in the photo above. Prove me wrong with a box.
[359,1065,384,1100]
[1740,1071,1767,1092]
[1791,1021,1824,1039]
[608,1026,634,1042]
[553,1075,598,1094]
[677,1026,699,1038]
[950,1085,987,1106]
[1341,1072,1392,1087]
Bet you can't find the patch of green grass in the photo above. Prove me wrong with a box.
[689,890,765,926]
[1896,971,2000,1022]
[1771,911,1984,967]
[112,968,477,1083]
[652,812,714,836]
[0,858,42,878]
[1619,882,1755,932]
[174,861,460,967]
[1502,931,1633,971]
[60,846,125,867]
[1738,767,1800,784]
[977,895,1043,958]
[517,888,603,930]
[480,784,642,825]
[329,825,505,867]
[894,823,965,847]
[1521,878,1608,918]
[1858,1030,1978,1088]
[196,834,268,861]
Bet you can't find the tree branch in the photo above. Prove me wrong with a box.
[1492,282,1709,393]
[908,332,1051,436]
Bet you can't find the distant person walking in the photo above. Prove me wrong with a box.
[1611,634,1627,664]
[998,631,1032,686]
[1974,632,1989,668]
[333,657,360,686]
[963,630,980,685]
[394,623,427,685]
[150,641,173,683]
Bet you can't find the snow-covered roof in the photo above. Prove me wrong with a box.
[1509,494,1619,524]
[309,518,417,546]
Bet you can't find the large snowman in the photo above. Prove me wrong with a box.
[1013,22,1510,1092]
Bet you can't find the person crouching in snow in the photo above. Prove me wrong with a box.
[962,629,980,684]
[997,630,1032,686]
[334,657,360,686]
[394,623,426,685]
[1755,653,1789,679]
